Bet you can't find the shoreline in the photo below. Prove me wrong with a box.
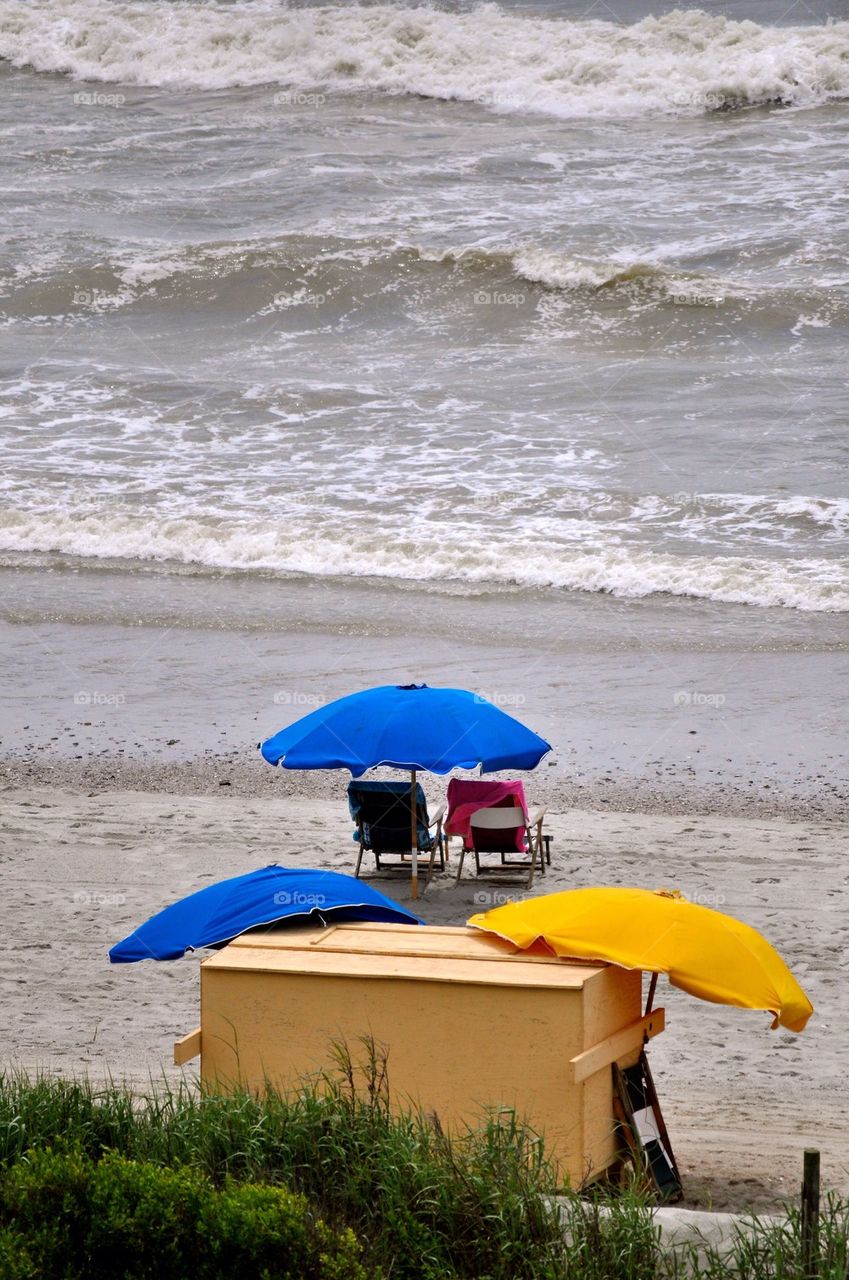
[1,751,847,823]
[3,566,848,825]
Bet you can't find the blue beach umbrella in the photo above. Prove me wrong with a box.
[260,683,551,897]
[109,865,423,963]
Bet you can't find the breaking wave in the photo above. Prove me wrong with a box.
[3,234,840,324]
[2,1,849,118]
[1,507,847,611]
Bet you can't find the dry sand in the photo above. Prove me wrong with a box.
[2,772,845,1213]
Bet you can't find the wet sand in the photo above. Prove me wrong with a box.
[2,563,849,821]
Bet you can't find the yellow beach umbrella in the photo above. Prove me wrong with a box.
[468,887,813,1033]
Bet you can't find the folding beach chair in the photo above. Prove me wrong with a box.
[347,780,446,887]
[612,1051,682,1203]
[446,779,548,889]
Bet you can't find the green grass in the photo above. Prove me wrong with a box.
[0,1053,844,1280]
[673,1196,849,1280]
[0,1046,573,1280]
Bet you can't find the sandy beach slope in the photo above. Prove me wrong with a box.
[2,777,845,1213]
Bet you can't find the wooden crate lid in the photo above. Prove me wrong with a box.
[202,923,607,991]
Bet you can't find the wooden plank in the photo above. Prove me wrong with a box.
[233,925,573,965]
[204,946,603,990]
[228,922,439,948]
[173,1027,202,1066]
[310,926,339,945]
[569,1009,665,1083]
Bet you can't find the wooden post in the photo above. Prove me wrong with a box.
[644,972,659,1016]
[801,1147,820,1279]
[410,768,418,900]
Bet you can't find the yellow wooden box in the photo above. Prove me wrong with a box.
[175,922,663,1187]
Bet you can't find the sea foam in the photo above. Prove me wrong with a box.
[1,507,847,612]
[1,1,848,117]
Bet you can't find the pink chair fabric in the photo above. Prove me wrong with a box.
[444,778,529,852]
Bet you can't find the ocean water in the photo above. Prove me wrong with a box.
[2,0,849,615]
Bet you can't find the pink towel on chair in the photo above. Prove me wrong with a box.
[445,778,529,852]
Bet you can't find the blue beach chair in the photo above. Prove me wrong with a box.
[347,780,446,885]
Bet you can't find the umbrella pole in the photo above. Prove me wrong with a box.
[410,768,418,900]
[644,971,659,1017]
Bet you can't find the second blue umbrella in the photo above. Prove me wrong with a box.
[109,864,422,963]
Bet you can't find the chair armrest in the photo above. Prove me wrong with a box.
[525,808,546,857]
[429,803,446,827]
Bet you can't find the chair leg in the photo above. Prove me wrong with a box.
[527,831,542,889]
[425,841,438,891]
[354,841,365,878]
[454,845,466,886]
